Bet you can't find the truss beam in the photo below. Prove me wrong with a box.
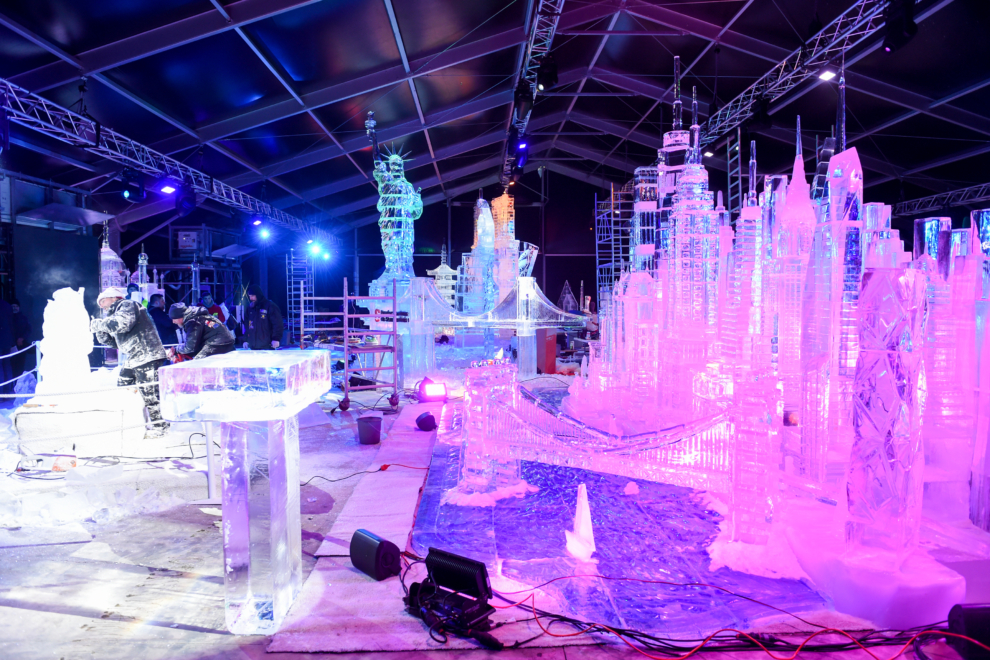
[893,182,990,217]
[0,76,338,244]
[8,0,323,93]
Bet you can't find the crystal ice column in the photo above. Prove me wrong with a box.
[846,267,927,555]
[221,416,302,635]
[974,209,990,531]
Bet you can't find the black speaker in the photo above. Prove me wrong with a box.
[416,411,437,431]
[349,529,400,581]
[949,603,990,660]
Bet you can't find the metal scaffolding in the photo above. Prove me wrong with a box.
[595,181,634,308]
[285,250,314,346]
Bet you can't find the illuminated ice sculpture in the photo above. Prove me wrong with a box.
[451,60,983,624]
[159,350,332,635]
[365,111,423,300]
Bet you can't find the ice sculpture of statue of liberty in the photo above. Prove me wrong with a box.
[366,111,423,298]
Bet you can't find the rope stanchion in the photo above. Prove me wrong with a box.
[11,420,167,445]
[0,379,163,398]
[0,341,39,359]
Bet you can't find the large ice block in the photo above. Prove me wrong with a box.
[159,350,331,635]
[159,350,332,422]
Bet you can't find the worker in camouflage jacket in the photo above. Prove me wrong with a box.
[90,287,170,438]
[168,303,235,360]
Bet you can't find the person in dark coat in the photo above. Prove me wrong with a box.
[10,298,31,379]
[244,284,284,350]
[0,298,14,393]
[91,287,170,438]
[169,303,235,360]
[147,294,178,346]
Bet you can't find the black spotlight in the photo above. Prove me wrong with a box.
[405,548,500,649]
[948,603,990,660]
[883,0,917,53]
[506,125,521,155]
[747,98,773,132]
[416,411,437,432]
[121,168,146,202]
[513,80,534,122]
[536,53,558,92]
[175,184,197,217]
[349,529,401,581]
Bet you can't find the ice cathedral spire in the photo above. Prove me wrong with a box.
[672,56,682,131]
[837,61,846,152]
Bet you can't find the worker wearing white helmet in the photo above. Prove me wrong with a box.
[91,287,170,438]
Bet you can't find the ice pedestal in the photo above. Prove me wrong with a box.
[159,350,331,635]
[221,417,301,634]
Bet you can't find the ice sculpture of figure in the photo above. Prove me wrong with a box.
[426,244,458,307]
[558,281,578,311]
[913,217,977,521]
[973,208,990,531]
[35,288,93,394]
[775,123,817,474]
[455,193,497,315]
[159,351,332,635]
[846,265,927,556]
[365,112,423,299]
[800,147,864,487]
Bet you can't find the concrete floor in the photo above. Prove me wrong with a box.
[0,393,972,660]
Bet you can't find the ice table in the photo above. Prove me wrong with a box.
[159,350,332,635]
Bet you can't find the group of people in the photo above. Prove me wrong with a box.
[89,284,284,439]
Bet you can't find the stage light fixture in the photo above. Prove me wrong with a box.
[310,243,321,255]
[536,54,558,92]
[819,70,836,81]
[418,377,447,402]
[883,0,917,53]
[307,239,313,244]
[416,411,437,432]
[252,219,262,226]
[121,168,146,202]
[175,185,197,217]
[515,141,529,169]
[514,80,534,121]
[322,252,330,260]
[160,185,176,194]
[260,229,271,239]
[122,189,130,199]
[703,151,714,158]
[349,529,400,581]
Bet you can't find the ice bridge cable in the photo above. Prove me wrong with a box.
[0,77,338,246]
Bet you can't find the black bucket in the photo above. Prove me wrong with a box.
[357,415,383,445]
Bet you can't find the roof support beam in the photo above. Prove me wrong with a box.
[383,0,444,192]
[272,111,567,207]
[588,0,754,176]
[144,3,613,157]
[9,0,323,93]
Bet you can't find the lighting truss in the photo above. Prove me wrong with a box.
[0,76,338,245]
[700,0,887,148]
[500,0,565,187]
[892,181,990,217]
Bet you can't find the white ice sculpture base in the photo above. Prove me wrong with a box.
[785,501,965,628]
[159,350,332,635]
